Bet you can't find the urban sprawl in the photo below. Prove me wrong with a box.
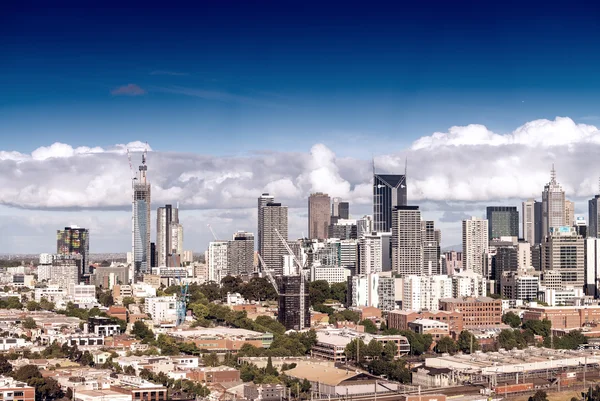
[3,158,600,401]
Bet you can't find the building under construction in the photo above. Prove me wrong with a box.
[277,275,310,331]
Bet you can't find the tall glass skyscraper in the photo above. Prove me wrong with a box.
[132,154,151,277]
[373,174,407,232]
[486,206,519,240]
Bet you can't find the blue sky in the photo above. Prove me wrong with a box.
[3,1,600,157]
[3,1,600,253]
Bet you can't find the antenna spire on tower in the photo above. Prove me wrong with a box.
[550,163,556,183]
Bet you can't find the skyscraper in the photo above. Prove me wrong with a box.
[207,241,228,283]
[156,204,179,267]
[486,206,518,240]
[462,217,489,275]
[373,174,407,232]
[590,195,600,238]
[422,220,441,275]
[331,197,350,223]
[278,275,310,330]
[257,193,274,257]
[541,226,584,289]
[542,166,565,237]
[56,225,89,275]
[565,200,575,227]
[522,199,537,244]
[391,206,423,277]
[308,192,331,239]
[228,231,255,276]
[132,153,151,277]
[259,202,288,275]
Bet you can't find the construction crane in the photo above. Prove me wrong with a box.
[256,253,279,296]
[274,229,307,330]
[175,269,189,326]
[207,224,219,241]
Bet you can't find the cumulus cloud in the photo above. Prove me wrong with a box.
[111,84,146,96]
[2,117,600,213]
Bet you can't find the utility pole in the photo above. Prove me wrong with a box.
[584,356,587,393]
[374,380,377,401]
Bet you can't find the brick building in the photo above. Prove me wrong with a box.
[438,297,502,329]
[186,366,240,383]
[387,310,464,334]
[522,305,600,330]
[0,377,35,401]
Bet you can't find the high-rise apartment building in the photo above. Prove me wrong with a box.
[328,219,358,240]
[391,206,423,276]
[50,255,81,291]
[462,217,489,275]
[523,200,545,245]
[57,226,89,275]
[589,195,600,238]
[422,220,441,275]
[207,241,228,283]
[308,193,331,239]
[156,204,180,267]
[227,231,255,276]
[443,251,463,275]
[402,275,453,312]
[373,174,407,232]
[259,202,288,275]
[486,206,518,240]
[132,154,151,277]
[356,216,373,238]
[358,232,391,274]
[542,166,565,237]
[565,200,575,227]
[257,193,275,258]
[584,238,600,298]
[277,275,310,330]
[541,226,584,289]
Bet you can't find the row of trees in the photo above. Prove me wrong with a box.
[501,312,588,350]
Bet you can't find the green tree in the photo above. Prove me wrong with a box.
[122,297,136,308]
[240,277,278,301]
[0,297,22,309]
[131,321,154,343]
[330,282,347,303]
[265,356,277,375]
[97,290,114,307]
[382,341,397,361]
[22,317,37,329]
[359,319,378,334]
[436,337,458,354]
[124,365,136,375]
[199,282,221,302]
[308,280,330,306]
[365,339,384,359]
[0,355,12,375]
[502,311,522,328]
[522,319,551,338]
[220,276,244,297]
[202,352,219,367]
[528,389,549,401]
[39,297,54,311]
[80,351,94,366]
[457,330,480,354]
[26,301,41,311]
[344,338,366,364]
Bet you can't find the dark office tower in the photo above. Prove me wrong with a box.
[576,217,588,239]
[329,221,358,240]
[257,193,275,258]
[308,192,331,239]
[422,220,441,275]
[374,174,407,232]
[157,204,179,267]
[150,242,157,268]
[531,244,542,271]
[259,202,288,275]
[486,206,519,240]
[589,195,600,238]
[277,275,310,330]
[132,153,151,276]
[534,202,543,244]
[228,231,255,276]
[57,226,90,275]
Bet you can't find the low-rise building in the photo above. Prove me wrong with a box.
[244,384,285,401]
[186,366,240,383]
[169,327,273,352]
[387,310,464,334]
[311,328,410,362]
[438,297,502,329]
[110,375,167,401]
[0,376,35,401]
[523,304,600,329]
[145,296,178,325]
[408,319,449,340]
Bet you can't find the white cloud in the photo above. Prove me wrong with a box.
[2,116,600,252]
